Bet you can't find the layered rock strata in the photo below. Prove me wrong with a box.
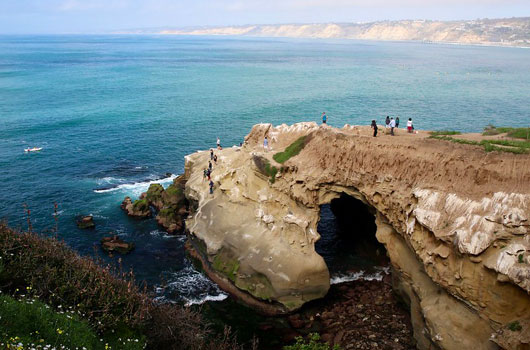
[184,123,530,350]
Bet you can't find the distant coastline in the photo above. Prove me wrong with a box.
[121,17,530,48]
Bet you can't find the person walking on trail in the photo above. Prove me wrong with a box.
[371,120,378,137]
[385,116,390,133]
[263,136,269,150]
[213,154,218,164]
[210,149,214,160]
[389,117,396,136]
[209,180,214,195]
[206,168,211,181]
[203,168,208,180]
[407,118,413,133]
[208,161,212,171]
[396,117,400,129]
[322,112,327,125]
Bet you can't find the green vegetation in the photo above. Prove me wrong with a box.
[518,254,525,264]
[507,320,522,332]
[430,130,461,136]
[429,135,530,154]
[165,184,182,197]
[264,161,279,184]
[253,155,278,183]
[213,250,240,283]
[0,294,144,349]
[283,333,341,350]
[132,198,149,211]
[0,223,249,350]
[273,136,308,164]
[146,183,164,202]
[483,125,530,139]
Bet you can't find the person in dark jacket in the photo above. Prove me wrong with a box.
[371,120,378,137]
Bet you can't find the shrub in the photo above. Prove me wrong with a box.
[0,223,248,350]
[0,294,145,349]
[283,333,341,350]
[273,136,308,164]
[507,320,522,332]
[430,130,461,136]
[482,126,530,140]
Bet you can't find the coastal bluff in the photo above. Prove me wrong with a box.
[183,123,530,350]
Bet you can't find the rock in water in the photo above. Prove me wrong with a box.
[146,183,165,210]
[121,197,151,218]
[76,215,95,229]
[100,235,135,254]
[120,174,188,232]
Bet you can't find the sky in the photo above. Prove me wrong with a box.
[0,0,529,34]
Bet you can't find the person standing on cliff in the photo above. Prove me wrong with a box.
[322,112,327,125]
[209,180,214,195]
[371,120,378,137]
[210,149,214,160]
[396,117,400,129]
[213,154,218,164]
[407,118,413,133]
[263,136,269,151]
[216,137,221,149]
[389,117,396,136]
[208,161,212,171]
[385,116,390,133]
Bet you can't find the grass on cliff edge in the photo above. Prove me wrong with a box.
[429,135,530,154]
[483,125,530,139]
[0,294,144,350]
[273,136,308,164]
[430,130,461,136]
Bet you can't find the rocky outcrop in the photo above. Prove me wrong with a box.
[76,215,95,229]
[121,176,189,233]
[184,123,530,349]
[121,197,151,218]
[101,235,135,254]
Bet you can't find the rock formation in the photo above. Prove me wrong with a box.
[76,215,95,229]
[183,123,530,350]
[101,235,135,254]
[121,176,189,233]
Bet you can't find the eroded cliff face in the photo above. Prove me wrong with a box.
[184,123,530,350]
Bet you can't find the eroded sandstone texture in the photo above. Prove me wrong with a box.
[184,123,530,350]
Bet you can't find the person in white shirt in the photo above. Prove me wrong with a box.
[389,117,396,136]
[407,118,413,133]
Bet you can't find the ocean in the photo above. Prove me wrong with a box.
[1,35,529,307]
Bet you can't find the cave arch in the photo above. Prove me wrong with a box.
[315,192,388,275]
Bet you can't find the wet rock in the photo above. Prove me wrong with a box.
[146,183,165,210]
[288,314,305,329]
[76,215,95,229]
[100,235,135,254]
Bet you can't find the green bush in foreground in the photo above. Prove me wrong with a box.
[273,136,308,164]
[283,333,341,350]
[0,223,249,350]
[0,294,145,349]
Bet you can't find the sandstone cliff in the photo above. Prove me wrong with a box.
[184,123,529,350]
[159,17,530,47]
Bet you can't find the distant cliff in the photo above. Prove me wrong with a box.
[157,17,530,47]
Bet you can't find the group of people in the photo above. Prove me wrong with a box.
[371,117,414,137]
[322,112,414,137]
[204,139,223,195]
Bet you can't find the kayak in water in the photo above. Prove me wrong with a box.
[24,147,42,152]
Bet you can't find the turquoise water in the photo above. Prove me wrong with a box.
[1,35,529,304]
